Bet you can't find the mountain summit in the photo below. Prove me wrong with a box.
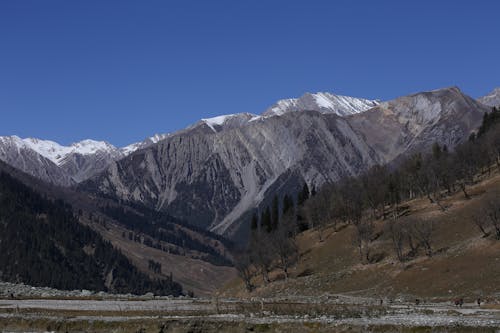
[478,87,500,107]
[263,92,379,117]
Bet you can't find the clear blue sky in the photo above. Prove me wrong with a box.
[1,1,499,147]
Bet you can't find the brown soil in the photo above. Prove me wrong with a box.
[223,170,500,301]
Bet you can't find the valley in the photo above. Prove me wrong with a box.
[0,86,499,332]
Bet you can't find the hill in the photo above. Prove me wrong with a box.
[0,169,183,296]
[223,168,500,301]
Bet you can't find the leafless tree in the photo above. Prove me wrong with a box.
[272,213,298,280]
[234,251,254,292]
[410,217,434,257]
[304,191,331,242]
[352,217,375,263]
[249,231,273,285]
[484,192,500,240]
[471,212,490,238]
[387,220,405,262]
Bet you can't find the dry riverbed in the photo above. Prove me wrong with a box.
[0,296,499,333]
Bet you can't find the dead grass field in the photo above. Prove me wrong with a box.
[223,170,500,302]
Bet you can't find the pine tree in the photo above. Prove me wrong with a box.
[282,194,294,215]
[271,195,279,230]
[250,212,259,230]
[297,183,310,206]
[261,207,272,233]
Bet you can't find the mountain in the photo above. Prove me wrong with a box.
[80,87,485,240]
[80,110,380,238]
[0,158,235,296]
[348,86,488,161]
[0,136,75,186]
[121,133,170,155]
[0,162,183,296]
[0,134,170,185]
[263,92,379,117]
[0,87,488,241]
[478,87,500,107]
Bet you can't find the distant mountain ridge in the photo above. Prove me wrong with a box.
[0,133,169,185]
[0,87,492,240]
[79,87,487,240]
[0,91,376,186]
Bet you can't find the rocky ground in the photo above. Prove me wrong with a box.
[0,281,168,300]
[0,292,499,332]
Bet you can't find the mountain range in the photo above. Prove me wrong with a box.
[0,87,497,241]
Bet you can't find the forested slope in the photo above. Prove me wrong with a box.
[0,170,183,296]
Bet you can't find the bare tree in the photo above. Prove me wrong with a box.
[352,217,375,263]
[471,212,490,238]
[394,217,420,259]
[387,220,405,262]
[249,231,273,285]
[304,191,331,242]
[361,165,388,219]
[410,217,434,257]
[234,251,254,292]
[272,213,298,280]
[484,192,500,240]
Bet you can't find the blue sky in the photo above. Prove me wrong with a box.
[1,1,499,146]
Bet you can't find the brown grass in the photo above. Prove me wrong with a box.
[222,170,500,301]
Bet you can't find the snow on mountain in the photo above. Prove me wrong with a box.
[194,92,379,132]
[14,137,119,166]
[200,113,257,132]
[478,87,500,107]
[0,136,76,186]
[263,92,379,117]
[121,133,170,155]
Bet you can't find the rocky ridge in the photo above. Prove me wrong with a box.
[81,87,486,239]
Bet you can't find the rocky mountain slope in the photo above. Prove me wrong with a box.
[348,86,488,161]
[80,110,380,237]
[263,92,379,117]
[80,87,485,239]
[0,88,489,240]
[0,136,76,186]
[0,91,377,187]
[478,87,500,107]
[0,134,169,185]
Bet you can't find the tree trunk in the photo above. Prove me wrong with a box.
[460,183,470,200]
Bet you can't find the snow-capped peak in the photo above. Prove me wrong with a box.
[478,87,500,107]
[120,133,170,155]
[202,114,235,128]
[263,92,380,118]
[0,136,119,166]
[200,113,257,132]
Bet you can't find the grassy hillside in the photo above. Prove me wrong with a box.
[222,168,500,301]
